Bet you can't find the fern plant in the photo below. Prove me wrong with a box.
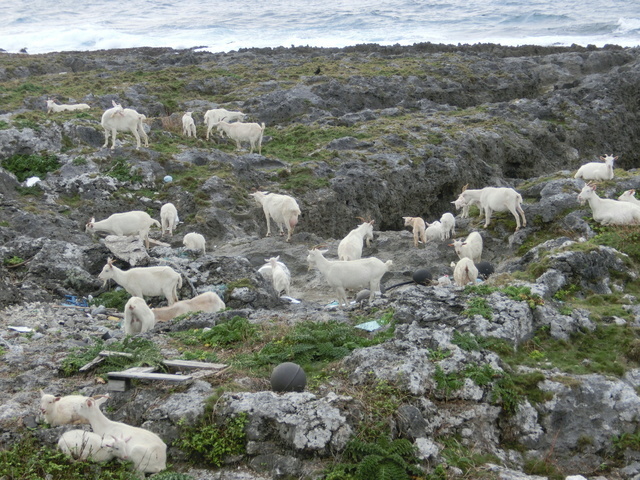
[324,437,424,480]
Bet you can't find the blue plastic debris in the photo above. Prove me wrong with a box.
[63,295,89,307]
[355,320,382,332]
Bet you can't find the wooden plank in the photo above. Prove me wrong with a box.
[79,355,106,372]
[107,371,193,382]
[108,378,129,392]
[119,367,157,374]
[162,360,227,370]
[99,350,134,358]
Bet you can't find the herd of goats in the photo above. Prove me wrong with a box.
[34,98,640,473]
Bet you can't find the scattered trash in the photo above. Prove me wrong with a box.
[355,320,382,331]
[91,305,107,316]
[8,326,33,333]
[324,300,339,310]
[164,175,173,183]
[63,295,89,307]
[25,176,41,187]
[281,296,301,304]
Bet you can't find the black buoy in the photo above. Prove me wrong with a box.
[270,362,307,393]
[476,261,495,280]
[412,268,432,285]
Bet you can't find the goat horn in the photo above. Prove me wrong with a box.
[461,183,468,192]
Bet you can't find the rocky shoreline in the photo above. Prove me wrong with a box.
[2,43,640,479]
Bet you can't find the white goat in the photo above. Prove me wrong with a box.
[258,258,291,281]
[472,187,526,231]
[183,232,206,254]
[618,189,640,206]
[160,203,179,237]
[85,211,161,249]
[425,220,445,242]
[452,186,484,219]
[574,154,617,181]
[98,258,182,305]
[440,212,456,239]
[402,216,426,247]
[453,257,478,287]
[40,391,109,426]
[152,291,226,322]
[306,248,392,307]
[250,191,301,242]
[182,112,196,137]
[78,397,167,474]
[46,99,90,113]
[266,256,291,296]
[217,121,265,154]
[58,430,117,462]
[338,220,375,261]
[450,231,483,263]
[578,182,640,225]
[101,100,149,150]
[204,108,246,140]
[123,296,156,335]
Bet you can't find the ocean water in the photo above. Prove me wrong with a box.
[1,0,639,55]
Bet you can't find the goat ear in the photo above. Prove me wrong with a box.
[274,255,280,261]
[54,396,61,402]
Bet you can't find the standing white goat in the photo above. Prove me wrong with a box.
[453,257,478,287]
[217,121,265,154]
[98,258,182,305]
[182,112,196,137]
[578,182,640,225]
[338,220,374,261]
[265,256,291,296]
[306,248,392,307]
[402,216,426,247]
[183,232,206,254]
[440,212,456,239]
[123,296,156,335]
[204,108,246,140]
[46,99,90,113]
[160,203,179,237]
[450,231,483,263]
[250,191,301,242]
[101,100,149,150]
[463,187,526,231]
[574,154,617,181]
[425,220,445,242]
[452,185,484,219]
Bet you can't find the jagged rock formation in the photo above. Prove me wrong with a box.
[1,43,640,479]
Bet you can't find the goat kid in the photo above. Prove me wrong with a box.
[402,216,426,247]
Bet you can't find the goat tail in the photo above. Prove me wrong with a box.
[385,260,393,269]
[152,219,161,228]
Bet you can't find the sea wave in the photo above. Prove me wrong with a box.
[1,0,639,54]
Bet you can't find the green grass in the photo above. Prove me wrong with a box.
[502,324,639,377]
[265,124,368,162]
[2,153,60,182]
[59,337,164,377]
[0,434,139,480]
